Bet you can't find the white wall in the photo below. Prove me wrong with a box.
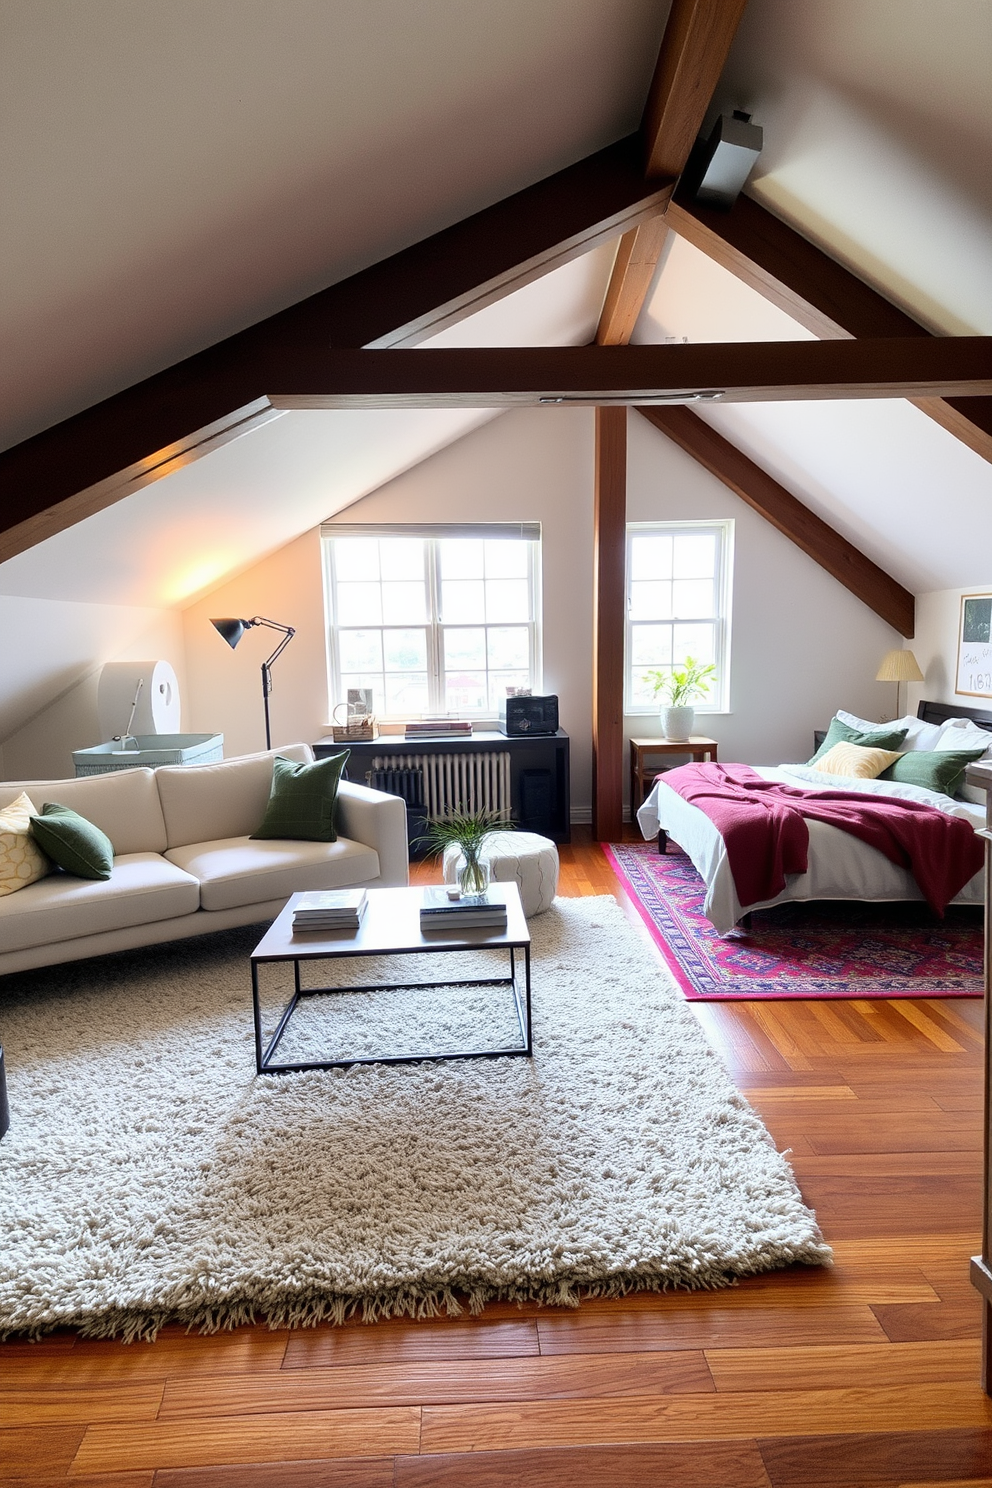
[627,413,900,774]
[183,409,597,804]
[911,586,992,717]
[183,528,330,761]
[0,603,186,780]
[182,405,903,822]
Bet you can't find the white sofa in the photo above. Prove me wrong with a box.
[0,743,408,976]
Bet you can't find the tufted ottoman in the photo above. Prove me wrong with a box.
[442,831,559,917]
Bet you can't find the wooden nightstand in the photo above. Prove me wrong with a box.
[629,736,719,814]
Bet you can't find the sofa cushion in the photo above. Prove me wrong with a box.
[251,751,349,842]
[165,835,380,912]
[0,792,51,897]
[0,854,200,955]
[156,744,313,850]
[0,769,168,856]
[30,803,115,880]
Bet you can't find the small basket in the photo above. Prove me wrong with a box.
[329,703,377,744]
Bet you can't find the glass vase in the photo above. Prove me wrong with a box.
[457,853,491,897]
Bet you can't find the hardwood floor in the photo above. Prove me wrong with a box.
[2,829,989,1486]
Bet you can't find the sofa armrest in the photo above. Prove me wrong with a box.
[335,780,409,886]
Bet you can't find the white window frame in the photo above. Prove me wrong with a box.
[321,523,543,721]
[624,519,733,715]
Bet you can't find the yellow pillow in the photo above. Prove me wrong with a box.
[0,791,51,896]
[810,742,904,780]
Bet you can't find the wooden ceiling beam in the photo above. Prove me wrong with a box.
[0,134,672,561]
[641,0,749,181]
[596,0,747,348]
[639,405,915,636]
[264,338,992,410]
[596,217,672,346]
[667,189,992,464]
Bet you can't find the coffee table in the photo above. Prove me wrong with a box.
[249,882,531,1074]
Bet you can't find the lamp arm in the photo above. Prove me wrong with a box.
[248,618,296,692]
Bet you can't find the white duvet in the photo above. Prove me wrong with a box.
[636,764,986,935]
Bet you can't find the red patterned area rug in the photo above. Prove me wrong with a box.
[604,841,983,1000]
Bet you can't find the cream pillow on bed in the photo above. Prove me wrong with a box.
[810,742,904,779]
[0,791,51,896]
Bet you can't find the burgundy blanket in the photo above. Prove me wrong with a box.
[660,762,985,914]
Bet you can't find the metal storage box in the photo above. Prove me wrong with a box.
[72,734,224,776]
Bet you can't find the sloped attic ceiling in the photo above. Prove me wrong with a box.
[1,0,990,615]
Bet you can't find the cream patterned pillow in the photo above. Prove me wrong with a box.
[0,792,51,896]
[811,742,904,780]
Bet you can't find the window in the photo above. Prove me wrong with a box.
[322,524,541,719]
[625,520,732,713]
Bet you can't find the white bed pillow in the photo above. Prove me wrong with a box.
[835,710,944,751]
[934,719,992,803]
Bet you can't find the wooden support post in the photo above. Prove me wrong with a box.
[592,405,627,842]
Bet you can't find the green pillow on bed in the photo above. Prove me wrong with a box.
[808,717,909,766]
[878,747,988,798]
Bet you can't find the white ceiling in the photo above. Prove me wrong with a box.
[0,247,615,608]
[2,0,990,623]
[0,0,667,451]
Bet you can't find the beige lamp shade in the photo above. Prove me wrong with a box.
[876,649,924,683]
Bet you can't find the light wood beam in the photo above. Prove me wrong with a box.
[641,0,750,181]
[0,135,673,560]
[595,0,747,349]
[593,407,628,842]
[264,338,992,410]
[668,190,992,464]
[596,217,671,346]
[639,405,916,636]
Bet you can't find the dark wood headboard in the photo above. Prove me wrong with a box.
[918,699,992,733]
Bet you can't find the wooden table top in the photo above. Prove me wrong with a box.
[251,882,530,962]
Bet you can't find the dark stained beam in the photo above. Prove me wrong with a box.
[596,217,672,346]
[639,405,915,636]
[0,134,672,562]
[593,407,627,840]
[667,190,992,464]
[266,338,992,410]
[641,0,750,180]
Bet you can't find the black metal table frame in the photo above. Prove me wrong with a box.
[251,942,532,1074]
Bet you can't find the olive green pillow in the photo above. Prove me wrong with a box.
[251,751,350,842]
[29,802,114,880]
[808,717,909,765]
[878,747,988,798]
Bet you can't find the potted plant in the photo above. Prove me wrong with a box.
[421,808,513,896]
[643,656,716,742]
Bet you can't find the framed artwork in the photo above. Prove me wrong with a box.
[956,594,992,697]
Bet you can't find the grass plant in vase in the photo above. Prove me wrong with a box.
[421,808,513,896]
[644,656,716,742]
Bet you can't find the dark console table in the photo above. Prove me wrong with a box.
[313,729,570,844]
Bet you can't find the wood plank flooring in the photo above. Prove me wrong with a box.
[2,828,989,1486]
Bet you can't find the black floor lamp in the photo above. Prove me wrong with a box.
[211,616,296,751]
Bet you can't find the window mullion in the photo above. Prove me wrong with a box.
[426,540,443,713]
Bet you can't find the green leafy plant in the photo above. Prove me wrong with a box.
[643,656,717,707]
[419,808,514,892]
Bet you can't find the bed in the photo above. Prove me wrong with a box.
[635,700,992,934]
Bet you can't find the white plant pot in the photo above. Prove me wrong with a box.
[661,705,694,742]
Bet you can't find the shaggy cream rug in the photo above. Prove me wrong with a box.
[0,896,829,1339]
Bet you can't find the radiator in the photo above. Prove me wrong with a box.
[369,751,512,821]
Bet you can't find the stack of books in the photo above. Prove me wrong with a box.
[420,885,507,931]
[405,718,473,740]
[292,889,368,932]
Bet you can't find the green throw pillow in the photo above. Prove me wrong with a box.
[878,748,988,798]
[251,751,350,842]
[808,717,909,765]
[29,803,114,880]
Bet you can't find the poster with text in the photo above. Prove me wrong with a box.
[957,594,992,697]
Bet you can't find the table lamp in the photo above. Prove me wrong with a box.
[876,648,924,719]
